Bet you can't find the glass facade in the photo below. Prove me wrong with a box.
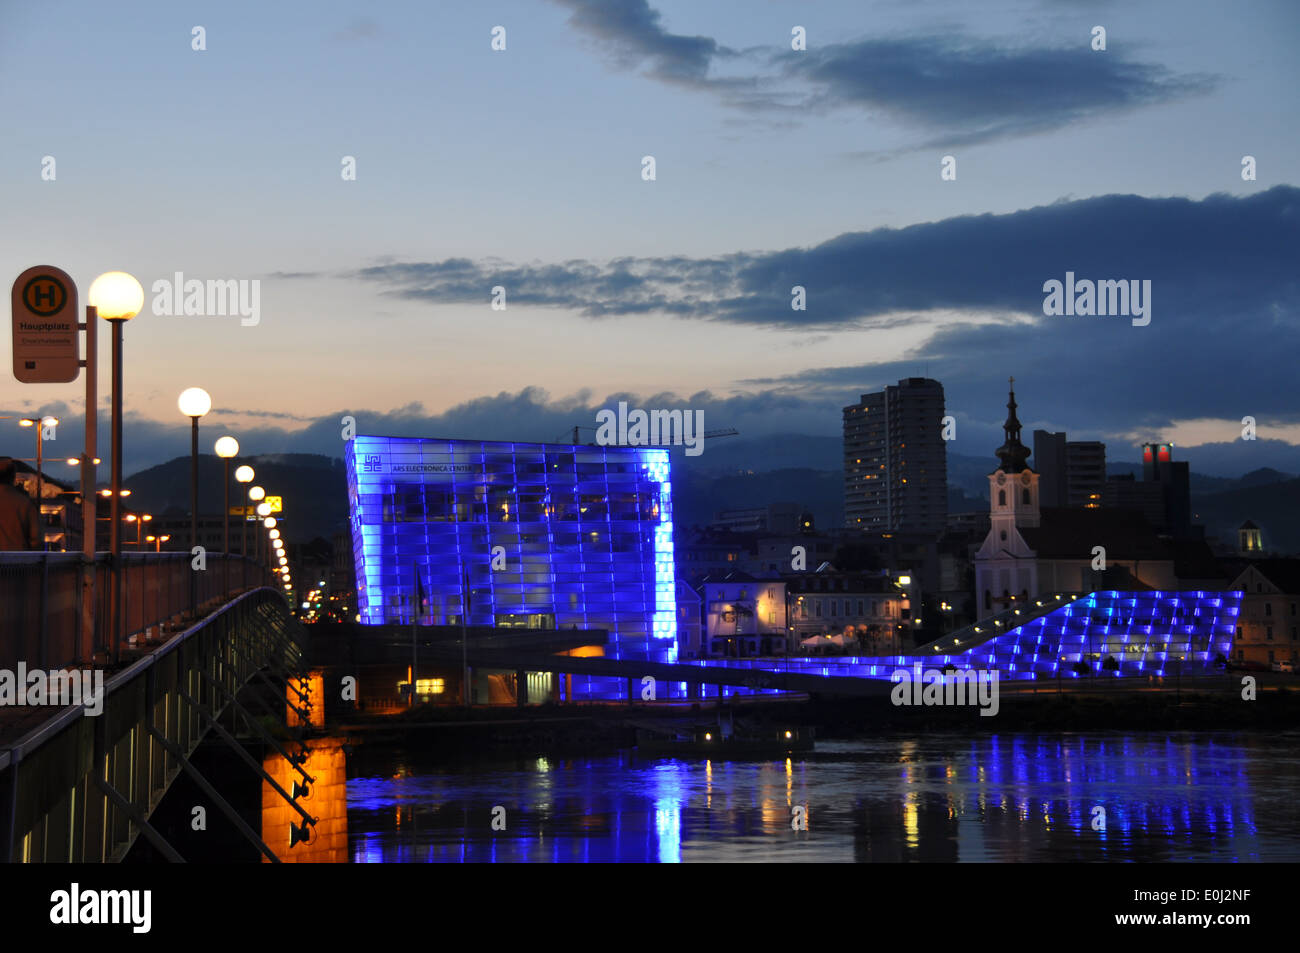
[345,436,677,670]
[688,590,1241,686]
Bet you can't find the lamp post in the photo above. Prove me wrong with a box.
[124,513,152,549]
[178,388,212,551]
[256,501,272,576]
[88,271,143,660]
[235,465,254,566]
[18,416,59,548]
[215,436,239,594]
[248,486,265,563]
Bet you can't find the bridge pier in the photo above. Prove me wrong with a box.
[516,669,527,707]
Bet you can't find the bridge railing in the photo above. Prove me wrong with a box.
[0,552,274,672]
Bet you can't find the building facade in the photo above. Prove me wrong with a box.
[1227,560,1300,667]
[345,436,678,667]
[843,377,948,534]
[697,572,788,658]
[785,569,912,655]
[1034,431,1106,509]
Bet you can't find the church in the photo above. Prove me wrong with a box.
[974,381,1226,613]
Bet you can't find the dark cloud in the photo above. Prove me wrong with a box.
[351,186,1300,442]
[787,36,1214,145]
[550,0,737,85]
[549,1,1215,144]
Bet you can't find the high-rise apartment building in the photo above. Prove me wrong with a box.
[843,377,948,534]
[1034,430,1105,508]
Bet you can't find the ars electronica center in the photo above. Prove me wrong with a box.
[345,434,1241,701]
[345,435,678,698]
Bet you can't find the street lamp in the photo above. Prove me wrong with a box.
[256,501,272,570]
[124,513,152,549]
[17,413,58,543]
[248,486,265,564]
[235,465,254,559]
[178,387,212,551]
[88,271,143,660]
[214,435,238,594]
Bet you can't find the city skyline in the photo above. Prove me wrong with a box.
[2,0,1298,477]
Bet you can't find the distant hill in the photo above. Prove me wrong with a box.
[1190,477,1300,553]
[119,447,1299,551]
[124,453,348,543]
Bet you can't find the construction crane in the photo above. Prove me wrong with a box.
[562,425,739,445]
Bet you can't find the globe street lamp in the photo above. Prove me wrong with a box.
[177,387,212,552]
[256,501,272,571]
[88,271,143,659]
[235,465,254,561]
[18,415,59,546]
[215,435,239,595]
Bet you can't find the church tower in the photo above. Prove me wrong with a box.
[975,378,1040,612]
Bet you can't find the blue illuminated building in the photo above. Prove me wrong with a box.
[688,589,1241,686]
[344,436,678,687]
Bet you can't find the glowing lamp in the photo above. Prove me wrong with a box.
[88,271,144,320]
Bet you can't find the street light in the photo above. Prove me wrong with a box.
[145,533,171,553]
[18,415,59,549]
[89,271,143,660]
[178,387,212,552]
[256,501,272,570]
[214,435,238,594]
[124,512,152,548]
[235,466,254,560]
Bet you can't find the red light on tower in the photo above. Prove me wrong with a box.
[1158,444,1171,462]
[1143,446,1153,462]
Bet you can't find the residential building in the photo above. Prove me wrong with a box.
[1225,559,1300,666]
[843,377,948,534]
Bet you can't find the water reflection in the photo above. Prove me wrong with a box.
[340,732,1300,862]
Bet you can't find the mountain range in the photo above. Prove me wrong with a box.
[115,438,1300,553]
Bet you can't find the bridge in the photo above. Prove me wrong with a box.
[0,553,314,863]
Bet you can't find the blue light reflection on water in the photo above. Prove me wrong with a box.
[345,731,1298,863]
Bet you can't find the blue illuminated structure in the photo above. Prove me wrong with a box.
[345,436,678,689]
[687,590,1241,686]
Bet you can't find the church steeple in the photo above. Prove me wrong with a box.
[996,377,1032,473]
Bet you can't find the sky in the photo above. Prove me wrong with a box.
[1,0,1297,477]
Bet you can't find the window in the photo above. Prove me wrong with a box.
[1022,489,1030,504]
[830,600,839,617]
[1236,626,1242,640]
[857,600,865,616]
[998,490,1006,506]
[1265,603,1273,617]
[1000,530,1007,541]
[1267,627,1273,640]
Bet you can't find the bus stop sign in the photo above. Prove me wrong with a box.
[12,265,79,383]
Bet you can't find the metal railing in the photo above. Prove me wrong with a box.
[0,552,276,671]
[1,586,305,863]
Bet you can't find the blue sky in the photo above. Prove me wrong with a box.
[1,0,1297,476]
